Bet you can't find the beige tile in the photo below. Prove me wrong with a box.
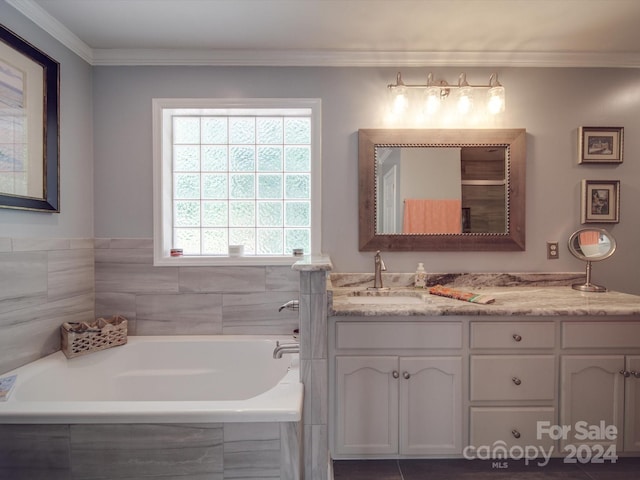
[47,249,94,302]
[0,238,11,252]
[223,423,280,478]
[266,266,300,291]
[281,422,303,480]
[135,293,223,335]
[109,237,154,249]
[0,424,70,469]
[12,238,70,251]
[95,263,179,293]
[179,266,266,293]
[222,291,299,335]
[0,252,48,313]
[70,424,223,478]
[94,246,153,264]
[69,238,94,249]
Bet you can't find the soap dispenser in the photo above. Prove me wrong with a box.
[414,262,427,289]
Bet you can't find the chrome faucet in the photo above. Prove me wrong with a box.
[273,341,300,359]
[278,299,299,312]
[372,250,387,289]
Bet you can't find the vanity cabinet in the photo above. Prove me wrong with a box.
[331,321,463,457]
[560,321,640,453]
[468,321,557,451]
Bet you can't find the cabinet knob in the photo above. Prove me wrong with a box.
[403,371,411,380]
[512,429,521,439]
[512,377,522,386]
[632,371,640,379]
[620,370,631,378]
[512,334,522,342]
[392,370,399,379]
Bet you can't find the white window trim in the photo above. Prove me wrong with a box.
[152,97,322,266]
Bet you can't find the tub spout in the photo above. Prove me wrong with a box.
[278,300,299,312]
[273,341,300,359]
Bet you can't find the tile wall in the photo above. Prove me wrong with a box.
[0,238,95,374]
[0,421,302,479]
[94,238,300,336]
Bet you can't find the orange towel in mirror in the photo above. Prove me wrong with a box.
[403,199,462,234]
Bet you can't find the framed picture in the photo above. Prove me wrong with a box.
[578,126,623,164]
[0,24,59,212]
[581,180,620,224]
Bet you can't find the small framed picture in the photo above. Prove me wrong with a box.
[581,180,620,224]
[578,126,623,164]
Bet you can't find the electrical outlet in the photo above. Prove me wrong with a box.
[547,242,559,260]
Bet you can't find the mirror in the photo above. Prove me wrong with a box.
[568,228,616,292]
[359,129,526,251]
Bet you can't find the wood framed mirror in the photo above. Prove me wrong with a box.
[358,128,526,251]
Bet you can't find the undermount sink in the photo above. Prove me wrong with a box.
[345,296,425,305]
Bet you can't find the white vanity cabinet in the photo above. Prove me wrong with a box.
[331,321,463,457]
[468,321,557,451]
[560,321,640,453]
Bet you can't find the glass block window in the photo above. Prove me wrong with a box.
[153,99,321,265]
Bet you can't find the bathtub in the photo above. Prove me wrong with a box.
[0,335,302,424]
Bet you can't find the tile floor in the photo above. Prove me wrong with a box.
[333,457,640,479]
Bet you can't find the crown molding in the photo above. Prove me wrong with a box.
[8,0,640,68]
[92,48,640,68]
[6,0,93,63]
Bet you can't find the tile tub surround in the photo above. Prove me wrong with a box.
[94,238,301,336]
[328,272,640,317]
[0,238,95,375]
[293,255,332,480]
[0,421,302,480]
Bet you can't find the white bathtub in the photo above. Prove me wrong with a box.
[0,335,302,424]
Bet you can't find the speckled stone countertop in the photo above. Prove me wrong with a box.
[328,272,640,317]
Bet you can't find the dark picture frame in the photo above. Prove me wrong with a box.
[581,179,620,224]
[578,126,623,164]
[0,24,59,212]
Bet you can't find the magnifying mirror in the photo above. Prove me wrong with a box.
[568,228,616,292]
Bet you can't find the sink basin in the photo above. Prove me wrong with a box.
[345,296,424,305]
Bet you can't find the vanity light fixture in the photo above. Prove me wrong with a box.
[387,71,506,118]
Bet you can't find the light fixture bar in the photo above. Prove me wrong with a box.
[387,71,502,90]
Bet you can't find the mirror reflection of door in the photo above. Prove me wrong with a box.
[382,166,397,233]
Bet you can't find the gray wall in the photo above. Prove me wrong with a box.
[94,66,640,294]
[0,3,94,238]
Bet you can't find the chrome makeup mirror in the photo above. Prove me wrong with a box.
[568,228,616,292]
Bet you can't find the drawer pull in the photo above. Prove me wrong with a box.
[632,371,640,379]
[512,429,521,439]
[392,370,399,379]
[620,370,631,378]
[403,371,411,380]
[512,334,522,342]
[512,377,522,386]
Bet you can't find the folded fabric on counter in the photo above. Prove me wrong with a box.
[428,285,495,304]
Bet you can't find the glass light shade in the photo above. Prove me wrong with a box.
[391,86,408,115]
[457,86,473,114]
[487,85,505,114]
[423,86,441,115]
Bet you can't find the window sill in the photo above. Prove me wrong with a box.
[153,254,302,267]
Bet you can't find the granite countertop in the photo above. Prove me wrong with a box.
[328,273,640,317]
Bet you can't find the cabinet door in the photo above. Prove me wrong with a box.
[335,356,399,455]
[624,355,640,452]
[399,357,462,455]
[560,355,624,451]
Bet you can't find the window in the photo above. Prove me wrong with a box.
[153,98,321,265]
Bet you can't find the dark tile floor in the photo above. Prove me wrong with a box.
[333,458,640,480]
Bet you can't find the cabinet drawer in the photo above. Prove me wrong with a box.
[562,322,640,348]
[470,355,555,401]
[470,407,556,450]
[336,322,462,350]
[471,322,555,349]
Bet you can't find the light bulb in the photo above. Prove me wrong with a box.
[487,85,505,114]
[423,86,441,115]
[457,86,473,114]
[391,86,408,115]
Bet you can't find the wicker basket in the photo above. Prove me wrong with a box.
[61,315,128,358]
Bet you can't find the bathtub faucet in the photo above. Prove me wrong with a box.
[278,299,299,312]
[273,341,300,359]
